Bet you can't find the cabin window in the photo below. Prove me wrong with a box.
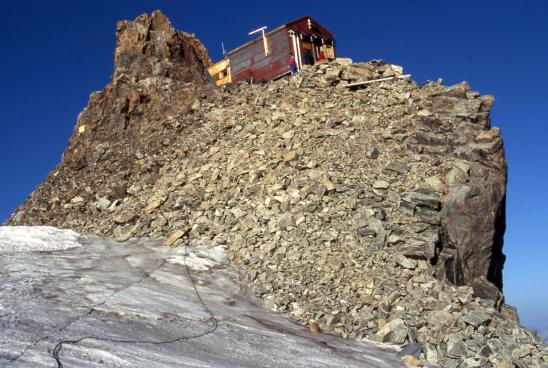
[324,45,335,59]
[207,59,232,86]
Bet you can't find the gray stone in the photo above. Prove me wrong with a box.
[373,180,390,189]
[385,162,410,174]
[399,343,422,358]
[395,254,418,269]
[511,345,532,360]
[446,333,467,358]
[402,191,440,209]
[415,132,447,146]
[113,224,137,242]
[416,207,441,225]
[335,57,353,65]
[445,168,469,187]
[278,213,294,229]
[357,227,377,237]
[324,69,341,82]
[368,147,380,159]
[376,318,408,345]
[399,238,435,260]
[95,197,111,210]
[462,309,491,327]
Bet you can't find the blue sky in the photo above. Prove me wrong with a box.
[2,1,547,334]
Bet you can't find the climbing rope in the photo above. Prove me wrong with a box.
[52,245,218,368]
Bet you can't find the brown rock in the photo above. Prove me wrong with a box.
[310,320,320,333]
[113,211,137,224]
[283,151,297,162]
[164,229,186,246]
[402,355,422,367]
[320,176,336,192]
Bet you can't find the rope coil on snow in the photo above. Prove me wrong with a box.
[52,245,218,368]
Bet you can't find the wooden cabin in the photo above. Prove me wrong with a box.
[208,16,336,86]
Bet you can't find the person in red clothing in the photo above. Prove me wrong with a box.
[289,52,297,75]
[318,51,326,61]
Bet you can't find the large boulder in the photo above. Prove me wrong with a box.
[440,182,506,301]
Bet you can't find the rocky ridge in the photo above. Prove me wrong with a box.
[7,11,547,367]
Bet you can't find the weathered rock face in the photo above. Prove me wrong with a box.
[114,10,211,81]
[6,11,547,368]
[56,10,214,177]
[440,182,506,295]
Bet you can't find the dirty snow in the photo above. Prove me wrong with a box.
[0,226,80,252]
[0,226,432,368]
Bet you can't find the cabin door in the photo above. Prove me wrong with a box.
[302,42,315,65]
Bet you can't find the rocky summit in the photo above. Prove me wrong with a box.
[6,10,547,368]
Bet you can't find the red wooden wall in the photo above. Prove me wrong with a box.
[228,28,292,83]
[227,17,335,84]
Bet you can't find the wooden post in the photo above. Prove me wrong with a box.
[296,34,303,69]
[249,26,269,56]
[344,74,412,88]
[262,28,269,56]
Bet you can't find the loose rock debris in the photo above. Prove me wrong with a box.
[6,10,547,368]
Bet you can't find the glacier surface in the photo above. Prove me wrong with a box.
[0,226,427,367]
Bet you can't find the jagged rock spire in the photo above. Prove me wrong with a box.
[114,10,211,82]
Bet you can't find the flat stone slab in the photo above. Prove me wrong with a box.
[0,226,421,368]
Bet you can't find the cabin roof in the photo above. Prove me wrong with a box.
[226,15,334,56]
[285,15,334,38]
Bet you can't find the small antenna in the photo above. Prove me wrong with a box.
[221,41,226,56]
[248,26,267,36]
[248,26,269,56]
